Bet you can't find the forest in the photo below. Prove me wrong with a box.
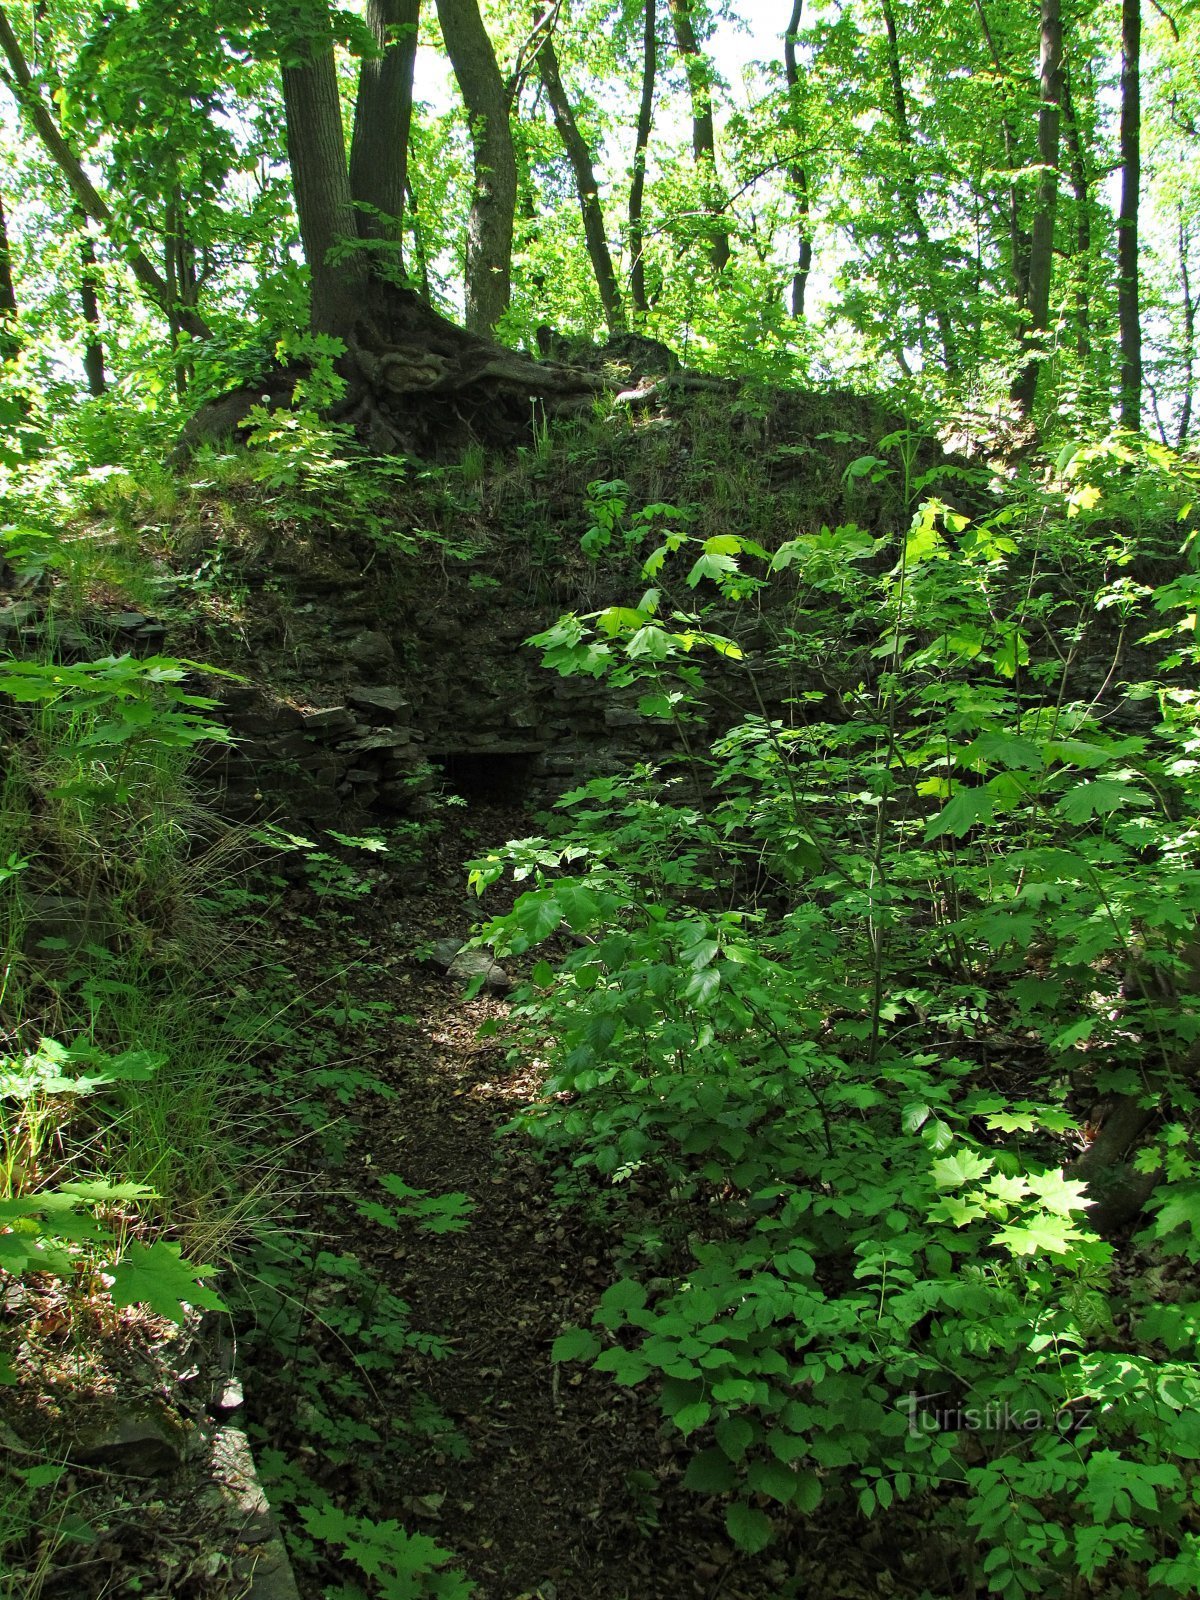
[1,0,1200,1596]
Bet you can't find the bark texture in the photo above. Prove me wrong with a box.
[79,228,106,396]
[1061,60,1092,365]
[435,0,516,333]
[667,0,729,273]
[536,33,624,330]
[629,0,657,314]
[282,45,369,336]
[0,186,18,360]
[1118,0,1142,429]
[1010,0,1063,415]
[783,0,812,319]
[349,0,420,252]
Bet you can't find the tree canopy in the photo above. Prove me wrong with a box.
[0,0,1195,438]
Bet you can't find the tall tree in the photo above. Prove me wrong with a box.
[969,0,1029,305]
[878,0,958,373]
[0,1,210,338]
[1011,0,1063,415]
[1177,213,1196,444]
[667,0,729,272]
[0,186,18,360]
[1118,0,1142,427]
[349,0,420,254]
[435,0,517,332]
[280,33,368,336]
[1060,57,1093,366]
[78,223,106,395]
[536,26,624,330]
[629,0,657,314]
[783,0,812,319]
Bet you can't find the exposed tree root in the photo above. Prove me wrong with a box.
[171,285,716,459]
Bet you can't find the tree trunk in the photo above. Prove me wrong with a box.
[1118,0,1142,430]
[536,30,624,330]
[0,186,18,360]
[435,0,516,333]
[349,0,420,254]
[1010,0,1063,416]
[629,0,657,315]
[783,0,812,320]
[1061,59,1092,367]
[0,1,209,339]
[1177,214,1195,446]
[406,174,434,302]
[79,223,106,395]
[879,0,958,374]
[281,44,370,337]
[666,0,729,273]
[970,0,1028,305]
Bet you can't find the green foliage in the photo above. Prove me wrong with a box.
[478,445,1200,1594]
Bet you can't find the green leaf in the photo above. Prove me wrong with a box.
[595,1278,647,1327]
[593,1348,652,1385]
[1056,779,1152,824]
[625,625,671,661]
[994,1215,1081,1256]
[793,1469,822,1513]
[1025,1169,1090,1215]
[748,1457,800,1505]
[991,627,1029,678]
[930,1149,994,1187]
[682,1448,736,1493]
[725,1500,773,1553]
[925,786,994,840]
[714,1415,755,1461]
[1152,1184,1200,1243]
[107,1240,226,1323]
[687,551,739,588]
[674,1401,712,1436]
[513,892,563,942]
[551,1327,601,1364]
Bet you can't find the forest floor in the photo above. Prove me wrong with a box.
[0,796,937,1600]
[240,801,937,1600]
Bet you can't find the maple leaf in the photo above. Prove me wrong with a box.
[107,1241,226,1323]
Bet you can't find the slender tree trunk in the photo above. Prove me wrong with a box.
[435,0,517,333]
[406,173,433,302]
[0,186,18,360]
[1177,214,1195,445]
[970,0,1028,304]
[0,1,209,338]
[1118,0,1142,429]
[666,0,729,273]
[879,0,957,373]
[629,0,656,315]
[281,44,369,337]
[783,0,812,319]
[78,218,106,395]
[1061,59,1092,366]
[1010,0,1063,415]
[350,0,420,253]
[536,31,624,330]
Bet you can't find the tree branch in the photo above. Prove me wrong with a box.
[0,2,210,338]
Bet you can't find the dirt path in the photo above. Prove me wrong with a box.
[248,805,888,1600]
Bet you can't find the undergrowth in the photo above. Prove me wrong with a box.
[469,434,1200,1598]
[0,442,473,1598]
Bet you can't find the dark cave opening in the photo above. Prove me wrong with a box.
[435,748,543,802]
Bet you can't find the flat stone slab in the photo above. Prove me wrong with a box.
[429,938,512,994]
[208,1424,302,1600]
